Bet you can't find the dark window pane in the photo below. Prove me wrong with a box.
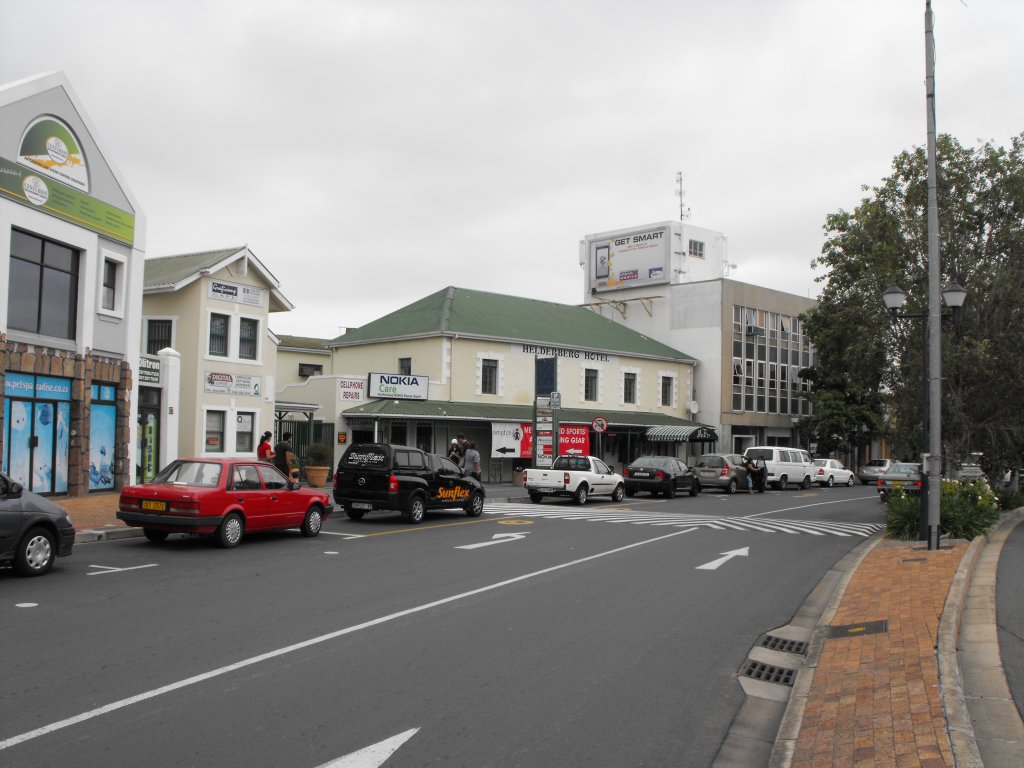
[147,320,172,354]
[482,359,498,394]
[39,268,76,338]
[43,241,77,273]
[210,314,229,356]
[102,260,117,310]
[10,230,42,262]
[7,257,41,332]
[239,318,258,360]
[398,357,411,375]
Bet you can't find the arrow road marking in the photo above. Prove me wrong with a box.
[455,532,530,550]
[695,547,749,570]
[315,728,419,767]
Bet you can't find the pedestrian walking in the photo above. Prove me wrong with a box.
[257,431,275,463]
[274,432,298,481]
[464,441,482,481]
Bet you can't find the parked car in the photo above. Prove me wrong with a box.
[876,462,923,503]
[523,455,624,505]
[813,459,856,487]
[0,470,75,576]
[118,458,332,547]
[694,453,749,494]
[857,458,893,486]
[622,456,699,498]
[743,446,815,490]
[333,443,485,523]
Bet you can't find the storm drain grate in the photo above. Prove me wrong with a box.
[759,635,808,655]
[740,660,796,686]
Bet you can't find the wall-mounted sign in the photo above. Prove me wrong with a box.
[493,423,590,459]
[18,116,89,192]
[518,343,613,363]
[208,280,265,308]
[338,377,365,402]
[204,371,262,397]
[138,357,161,384]
[367,373,428,400]
[587,224,671,293]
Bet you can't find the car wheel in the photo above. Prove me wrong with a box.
[14,527,55,576]
[665,482,676,499]
[216,512,244,548]
[689,482,700,497]
[465,491,484,517]
[611,484,625,502]
[847,475,855,487]
[726,478,737,495]
[529,491,544,504]
[143,528,169,543]
[345,505,365,520]
[801,475,812,489]
[778,475,788,490]
[301,505,324,537]
[625,487,636,497]
[574,484,589,505]
[405,495,425,523]
[826,476,834,488]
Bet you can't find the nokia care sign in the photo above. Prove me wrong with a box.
[367,373,429,400]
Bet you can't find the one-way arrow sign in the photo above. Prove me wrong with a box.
[695,547,749,571]
[455,532,530,550]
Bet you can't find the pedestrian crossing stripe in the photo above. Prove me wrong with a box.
[482,503,881,538]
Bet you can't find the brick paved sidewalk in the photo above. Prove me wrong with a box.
[59,493,123,531]
[790,541,966,768]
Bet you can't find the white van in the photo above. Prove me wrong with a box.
[743,446,815,490]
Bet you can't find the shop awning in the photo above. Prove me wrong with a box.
[645,425,718,442]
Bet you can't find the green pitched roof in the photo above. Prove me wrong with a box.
[330,286,695,362]
[143,247,245,289]
[275,334,331,351]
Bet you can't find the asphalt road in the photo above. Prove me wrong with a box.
[1,484,885,767]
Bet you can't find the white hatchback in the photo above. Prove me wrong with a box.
[813,459,855,487]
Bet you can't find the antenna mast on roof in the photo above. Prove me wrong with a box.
[675,171,692,222]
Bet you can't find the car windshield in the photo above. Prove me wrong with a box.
[893,463,921,474]
[867,460,889,468]
[152,460,222,488]
[630,457,670,469]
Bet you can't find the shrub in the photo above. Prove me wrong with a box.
[304,443,333,466]
[885,478,999,541]
[996,487,1024,512]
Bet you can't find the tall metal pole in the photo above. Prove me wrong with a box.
[925,1,942,550]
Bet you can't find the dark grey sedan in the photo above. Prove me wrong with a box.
[622,456,698,498]
[0,471,75,576]
[876,462,923,503]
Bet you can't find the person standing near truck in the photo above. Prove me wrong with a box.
[464,441,482,481]
[274,432,298,481]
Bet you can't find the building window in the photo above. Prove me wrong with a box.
[660,376,673,407]
[7,229,79,339]
[209,314,229,357]
[239,317,259,360]
[584,368,598,401]
[101,259,117,310]
[147,319,172,354]
[236,412,255,453]
[481,359,498,395]
[205,411,225,453]
[623,372,637,404]
[298,363,322,378]
[688,239,705,259]
[398,357,412,375]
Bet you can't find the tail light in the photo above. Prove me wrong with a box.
[913,480,922,488]
[817,468,825,475]
[169,500,200,515]
[720,466,730,476]
[563,472,570,486]
[622,468,630,477]
[877,479,884,486]
[119,496,140,511]
[388,474,399,494]
[655,471,665,480]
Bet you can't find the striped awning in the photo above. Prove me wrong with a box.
[645,425,718,442]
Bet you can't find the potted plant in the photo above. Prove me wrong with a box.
[303,443,333,487]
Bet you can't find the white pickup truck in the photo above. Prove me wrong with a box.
[523,455,625,505]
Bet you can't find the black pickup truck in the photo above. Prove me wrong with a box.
[333,443,486,523]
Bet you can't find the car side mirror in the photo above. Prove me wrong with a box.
[8,481,23,498]
[287,481,297,490]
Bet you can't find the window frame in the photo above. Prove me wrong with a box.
[209,313,230,357]
[146,318,174,355]
[623,371,637,404]
[398,357,412,376]
[238,316,259,361]
[481,358,498,395]
[204,409,226,454]
[97,250,128,319]
[7,228,81,340]
[584,368,599,402]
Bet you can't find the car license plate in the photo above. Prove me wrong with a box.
[352,502,372,510]
[891,481,905,486]
[141,500,167,511]
[633,471,651,478]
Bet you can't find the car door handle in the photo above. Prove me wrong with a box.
[236,497,245,502]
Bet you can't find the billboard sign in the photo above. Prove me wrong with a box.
[491,423,590,459]
[588,224,671,293]
[367,373,428,400]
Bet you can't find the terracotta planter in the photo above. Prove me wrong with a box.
[304,466,330,488]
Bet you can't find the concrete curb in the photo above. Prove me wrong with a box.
[769,532,884,767]
[938,531,988,768]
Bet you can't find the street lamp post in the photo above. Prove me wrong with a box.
[882,282,966,548]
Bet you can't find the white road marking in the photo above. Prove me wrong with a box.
[321,531,366,539]
[696,547,750,570]
[0,526,698,752]
[87,564,158,576]
[455,532,530,550]
[315,728,419,767]
[15,603,38,608]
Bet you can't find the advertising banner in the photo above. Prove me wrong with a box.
[338,377,366,402]
[491,423,590,459]
[208,280,265,308]
[204,371,263,397]
[367,373,428,400]
[588,225,671,293]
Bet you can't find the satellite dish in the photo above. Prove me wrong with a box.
[688,401,699,414]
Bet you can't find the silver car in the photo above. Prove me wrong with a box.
[694,453,749,494]
[857,458,892,485]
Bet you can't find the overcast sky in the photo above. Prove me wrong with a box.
[2,1,1021,339]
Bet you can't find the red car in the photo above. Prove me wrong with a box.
[118,458,332,547]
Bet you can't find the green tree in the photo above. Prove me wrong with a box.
[803,133,1024,477]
